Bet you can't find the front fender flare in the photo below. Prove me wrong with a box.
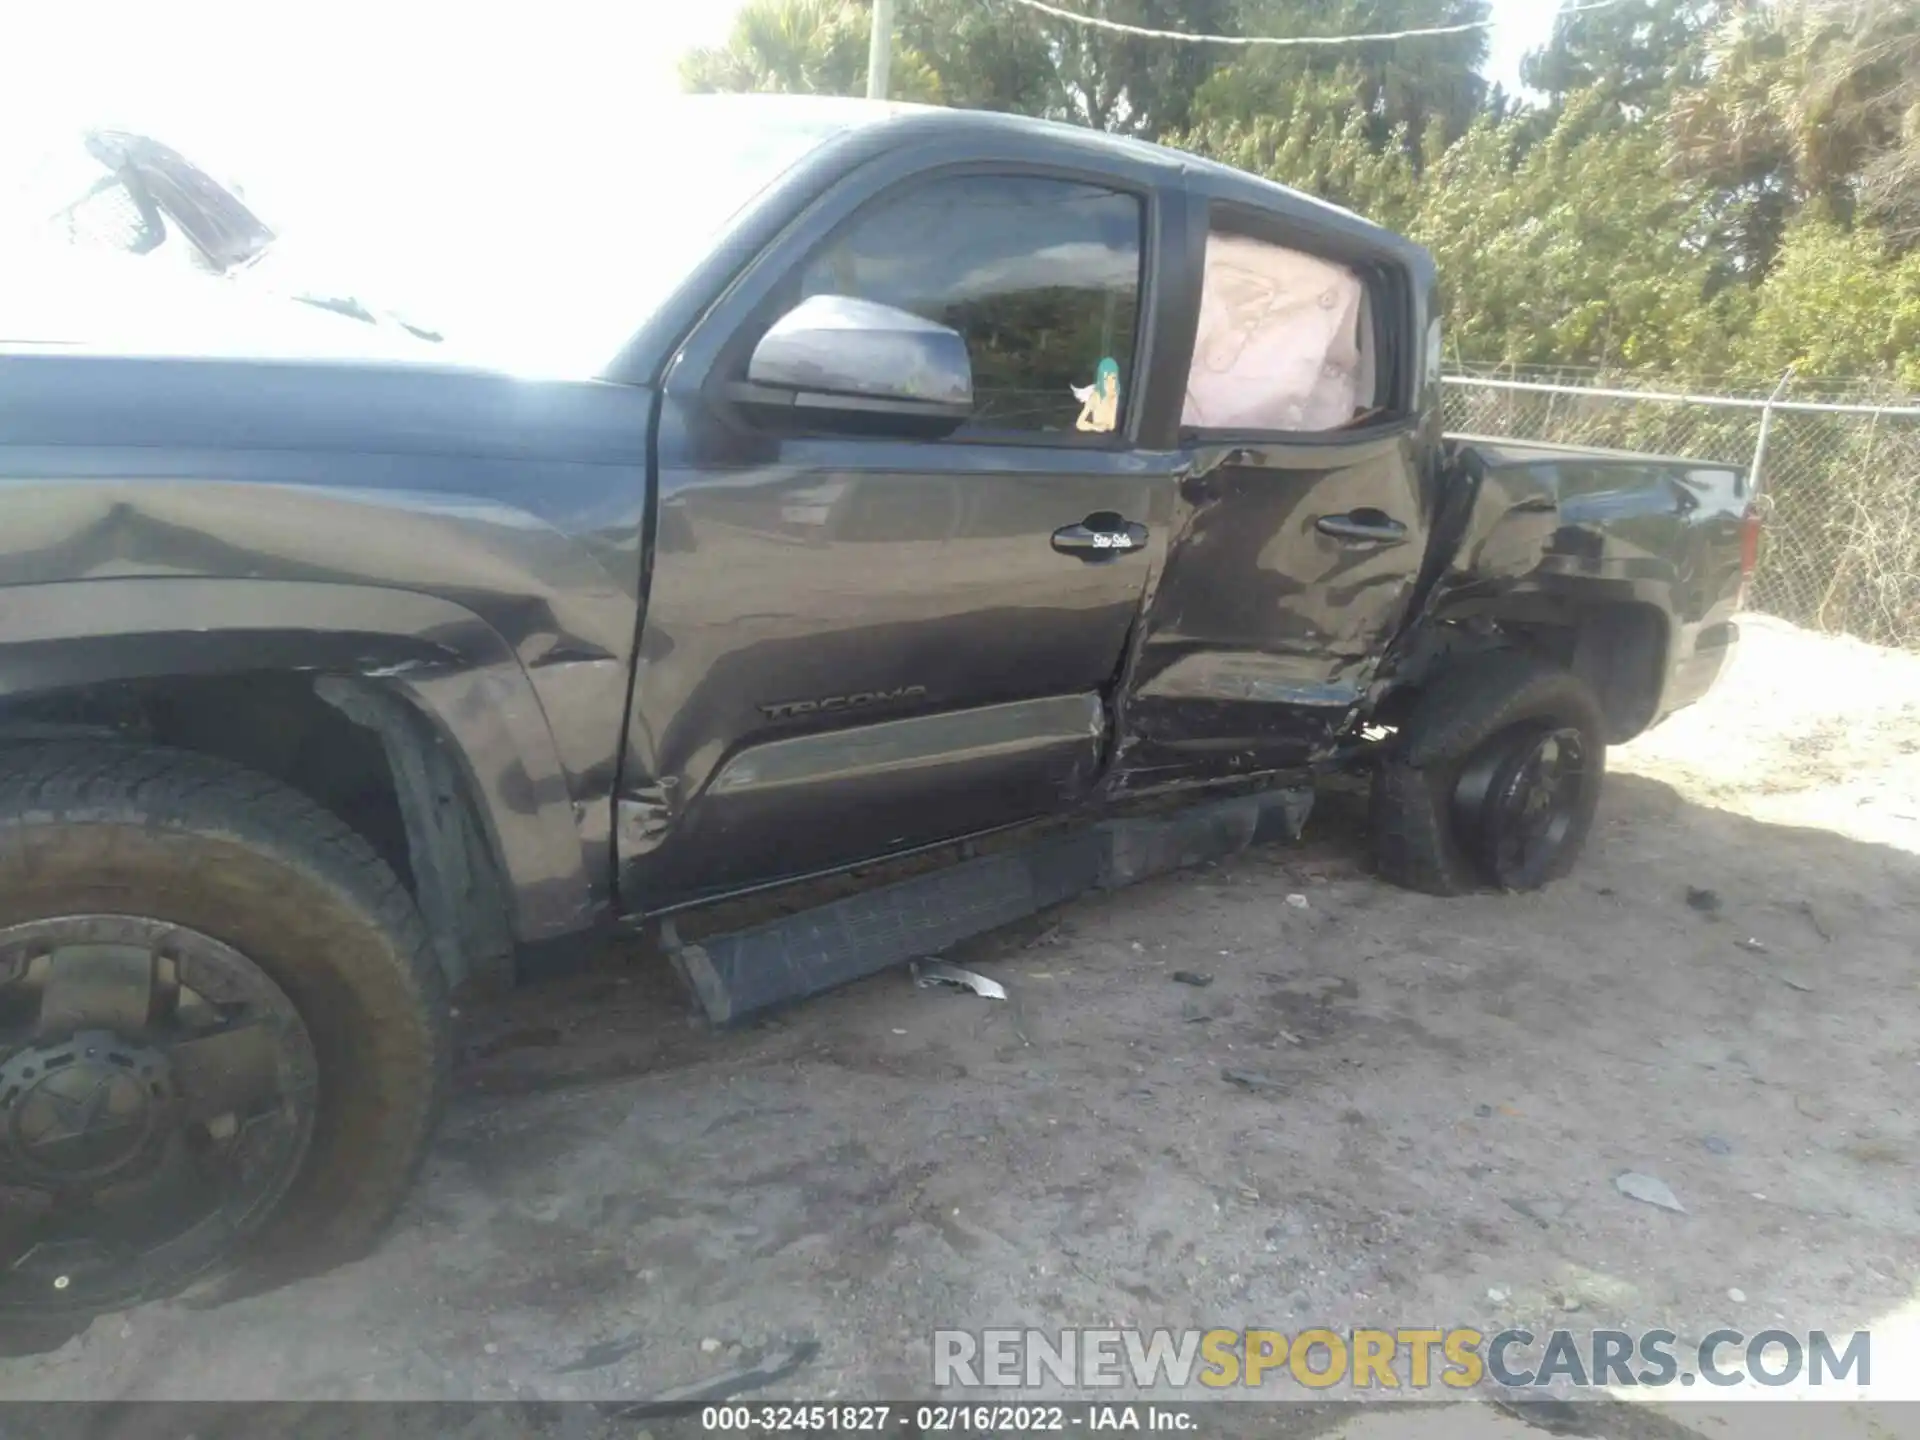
[0,577,600,942]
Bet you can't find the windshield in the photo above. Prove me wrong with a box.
[0,99,857,376]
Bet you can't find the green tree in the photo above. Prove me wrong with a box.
[1408,92,1742,372]
[895,0,1056,116]
[680,0,1239,137]
[679,0,1920,390]
[1174,89,1740,374]
[1672,0,1920,265]
[1820,0,1920,247]
[1170,73,1422,229]
[1669,11,1804,284]
[1036,0,1242,136]
[680,0,946,101]
[1738,217,1920,387]
[1192,0,1492,153]
[1524,0,1732,113]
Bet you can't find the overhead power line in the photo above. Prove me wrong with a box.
[998,0,1625,48]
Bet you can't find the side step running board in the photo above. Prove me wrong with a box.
[665,788,1312,1026]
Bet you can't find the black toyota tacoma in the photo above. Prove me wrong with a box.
[0,97,1753,1330]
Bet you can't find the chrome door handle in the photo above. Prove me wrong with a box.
[1316,511,1408,544]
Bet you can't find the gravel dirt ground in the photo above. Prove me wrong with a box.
[6,615,1919,1437]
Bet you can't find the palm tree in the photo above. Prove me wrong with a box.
[1805,0,1920,243]
[1673,0,1920,253]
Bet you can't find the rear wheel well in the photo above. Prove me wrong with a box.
[0,672,514,991]
[1525,603,1667,742]
[1383,600,1669,744]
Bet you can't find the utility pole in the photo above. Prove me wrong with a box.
[867,0,894,99]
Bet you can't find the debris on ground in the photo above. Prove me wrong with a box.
[556,1335,645,1374]
[1728,1288,1747,1303]
[1222,1067,1293,1093]
[1171,970,1214,987]
[699,1338,722,1355]
[1505,1197,1567,1228]
[1686,887,1723,915]
[1703,1135,1733,1155]
[1615,1172,1687,1213]
[616,1340,821,1411]
[1285,894,1311,910]
[1781,974,1816,993]
[1794,898,1833,941]
[1735,937,1770,954]
[1558,1266,1643,1313]
[466,1025,564,1061]
[911,960,1008,1000]
[10,614,1919,1406]
[1503,1198,1546,1229]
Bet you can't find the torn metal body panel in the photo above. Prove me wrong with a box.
[1403,437,1749,730]
[1111,427,1435,791]
[0,95,1759,1330]
[0,97,1746,980]
[0,353,647,941]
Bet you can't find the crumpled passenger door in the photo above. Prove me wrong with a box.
[1109,218,1435,795]
[1110,430,1431,794]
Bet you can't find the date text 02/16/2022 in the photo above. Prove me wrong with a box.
[699,1405,1195,1432]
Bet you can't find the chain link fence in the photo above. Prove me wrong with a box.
[1443,373,1920,650]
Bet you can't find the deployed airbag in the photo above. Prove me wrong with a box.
[1182,233,1372,432]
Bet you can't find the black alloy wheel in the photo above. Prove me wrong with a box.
[1370,653,1608,896]
[0,915,319,1316]
[1452,724,1590,891]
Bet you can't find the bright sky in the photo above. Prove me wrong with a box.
[5,1,745,187]
[0,0,1560,370]
[1489,0,1564,94]
[8,0,1557,171]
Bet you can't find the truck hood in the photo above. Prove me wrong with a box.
[0,240,443,363]
[52,128,441,344]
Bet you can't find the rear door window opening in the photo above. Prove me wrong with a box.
[1181,229,1383,434]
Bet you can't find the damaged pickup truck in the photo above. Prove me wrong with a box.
[0,97,1754,1328]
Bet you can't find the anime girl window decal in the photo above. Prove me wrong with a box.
[1073,357,1121,433]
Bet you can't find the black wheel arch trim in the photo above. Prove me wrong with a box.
[0,577,603,949]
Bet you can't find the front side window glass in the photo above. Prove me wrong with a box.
[797,175,1144,437]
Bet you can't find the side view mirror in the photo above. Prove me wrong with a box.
[737,295,974,434]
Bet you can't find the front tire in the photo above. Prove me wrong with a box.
[0,743,448,1330]
[1370,654,1607,896]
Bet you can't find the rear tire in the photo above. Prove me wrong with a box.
[0,743,448,1329]
[1370,654,1607,896]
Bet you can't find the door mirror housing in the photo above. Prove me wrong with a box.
[737,295,974,435]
